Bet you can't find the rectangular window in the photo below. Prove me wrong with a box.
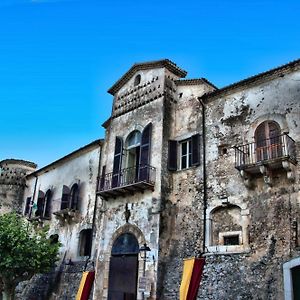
[223,235,240,246]
[180,140,192,170]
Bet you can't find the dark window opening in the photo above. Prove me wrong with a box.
[292,265,300,300]
[44,189,52,218]
[50,234,59,244]
[223,235,240,246]
[61,185,70,210]
[35,190,45,217]
[24,197,32,215]
[70,183,79,210]
[79,229,92,257]
[134,74,141,86]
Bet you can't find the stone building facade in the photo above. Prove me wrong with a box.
[1,58,300,300]
[92,59,300,300]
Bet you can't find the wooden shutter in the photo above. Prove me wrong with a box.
[112,137,123,188]
[168,140,178,171]
[139,123,152,181]
[61,185,70,210]
[191,134,200,166]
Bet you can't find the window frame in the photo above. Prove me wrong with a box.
[179,139,192,170]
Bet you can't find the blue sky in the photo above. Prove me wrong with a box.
[0,0,299,168]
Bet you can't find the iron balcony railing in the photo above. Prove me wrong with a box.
[235,133,297,170]
[98,164,156,192]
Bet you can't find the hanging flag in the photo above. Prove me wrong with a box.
[76,271,95,300]
[180,257,205,300]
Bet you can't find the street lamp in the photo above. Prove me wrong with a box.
[139,243,151,300]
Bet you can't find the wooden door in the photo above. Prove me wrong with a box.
[107,255,138,300]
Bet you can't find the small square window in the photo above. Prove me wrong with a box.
[180,140,192,170]
[223,235,240,246]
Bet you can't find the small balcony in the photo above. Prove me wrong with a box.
[97,165,156,199]
[234,133,297,185]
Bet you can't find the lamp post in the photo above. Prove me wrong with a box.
[139,243,151,300]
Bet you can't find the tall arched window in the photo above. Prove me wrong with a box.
[35,190,45,217]
[125,130,141,183]
[70,183,79,210]
[255,121,281,161]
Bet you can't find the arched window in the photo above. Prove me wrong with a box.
[125,131,141,183]
[255,121,281,161]
[210,205,242,246]
[70,183,79,210]
[79,229,92,257]
[134,74,141,86]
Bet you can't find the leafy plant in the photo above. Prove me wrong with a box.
[0,213,60,300]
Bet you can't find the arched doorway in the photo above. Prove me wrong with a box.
[108,233,139,300]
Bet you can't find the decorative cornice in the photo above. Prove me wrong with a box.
[108,59,187,95]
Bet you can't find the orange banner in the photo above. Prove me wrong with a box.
[179,257,205,300]
[76,271,95,300]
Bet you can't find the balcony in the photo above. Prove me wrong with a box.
[234,134,297,185]
[97,165,156,199]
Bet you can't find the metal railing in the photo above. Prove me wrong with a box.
[98,165,156,192]
[235,133,297,170]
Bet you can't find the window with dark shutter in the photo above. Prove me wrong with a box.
[139,123,152,181]
[61,185,70,210]
[168,140,178,171]
[112,137,123,188]
[191,134,200,166]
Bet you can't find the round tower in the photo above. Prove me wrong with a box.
[0,159,37,214]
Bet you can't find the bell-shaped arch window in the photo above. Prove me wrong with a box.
[255,121,282,161]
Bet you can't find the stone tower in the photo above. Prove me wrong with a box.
[0,159,37,214]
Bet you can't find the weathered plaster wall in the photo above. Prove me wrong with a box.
[19,146,100,300]
[198,68,300,300]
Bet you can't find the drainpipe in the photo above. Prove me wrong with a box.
[88,141,103,266]
[198,96,207,255]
